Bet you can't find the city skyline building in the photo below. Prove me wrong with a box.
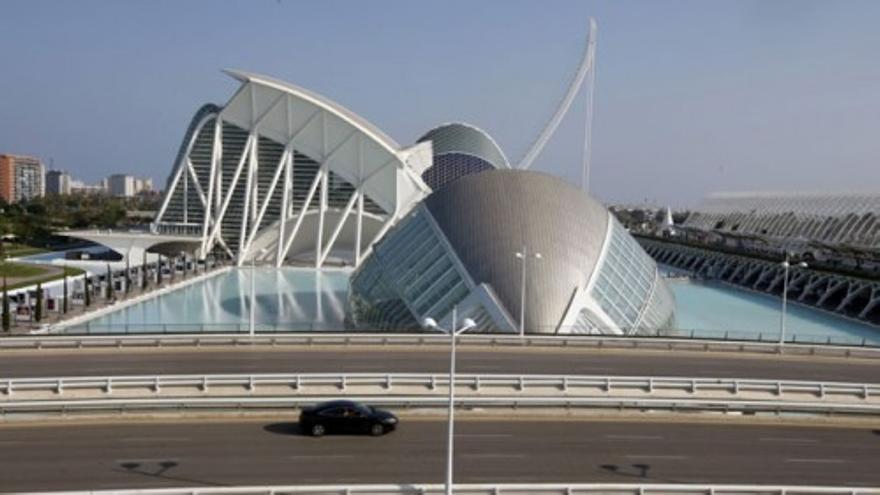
[0,154,45,202]
[45,169,72,195]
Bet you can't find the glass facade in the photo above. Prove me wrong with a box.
[348,206,471,330]
[421,153,495,191]
[590,218,670,333]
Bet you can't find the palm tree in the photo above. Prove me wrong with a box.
[106,264,114,301]
[62,271,68,314]
[1,276,9,332]
[34,282,43,322]
[125,257,131,295]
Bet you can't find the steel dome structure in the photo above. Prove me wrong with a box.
[348,169,675,335]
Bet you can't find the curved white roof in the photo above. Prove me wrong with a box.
[223,69,401,154]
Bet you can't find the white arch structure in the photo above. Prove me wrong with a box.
[154,70,432,268]
[518,17,597,193]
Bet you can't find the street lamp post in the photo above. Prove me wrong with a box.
[515,246,542,337]
[779,253,808,348]
[423,307,476,495]
[249,248,269,338]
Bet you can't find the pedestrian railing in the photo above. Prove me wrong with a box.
[2,332,880,359]
[15,482,880,495]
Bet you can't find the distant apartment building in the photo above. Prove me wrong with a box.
[70,179,106,195]
[108,174,154,197]
[108,174,134,197]
[45,169,72,195]
[0,154,45,202]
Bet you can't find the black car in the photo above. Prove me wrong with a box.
[299,400,398,437]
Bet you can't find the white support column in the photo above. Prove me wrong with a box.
[185,158,208,208]
[276,150,292,266]
[355,135,364,265]
[183,164,189,224]
[315,170,328,268]
[155,158,186,224]
[200,118,222,258]
[237,133,258,263]
[319,190,359,266]
[278,167,325,265]
[251,137,259,226]
[205,135,254,250]
[241,149,290,257]
[315,113,329,269]
[355,192,364,265]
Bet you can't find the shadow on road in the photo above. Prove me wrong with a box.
[263,422,305,436]
[114,460,228,487]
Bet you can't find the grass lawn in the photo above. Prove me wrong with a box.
[0,262,85,290]
[0,262,49,278]
[1,243,48,258]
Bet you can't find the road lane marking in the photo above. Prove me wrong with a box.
[456,433,513,438]
[121,437,190,443]
[759,437,818,444]
[289,454,356,460]
[624,455,688,460]
[785,458,846,464]
[605,434,664,441]
[461,453,527,459]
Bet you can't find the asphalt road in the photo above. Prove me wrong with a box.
[0,418,878,492]
[0,347,878,383]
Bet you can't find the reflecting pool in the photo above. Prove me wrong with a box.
[65,267,880,345]
[76,268,351,333]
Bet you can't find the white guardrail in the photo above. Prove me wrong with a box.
[1,373,878,416]
[21,483,880,495]
[3,333,880,359]
[2,373,878,398]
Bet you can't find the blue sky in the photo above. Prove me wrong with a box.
[1,0,878,206]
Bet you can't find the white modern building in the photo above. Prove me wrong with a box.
[348,170,676,335]
[684,191,880,249]
[150,70,433,268]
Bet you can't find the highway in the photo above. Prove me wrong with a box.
[0,417,878,491]
[0,347,878,382]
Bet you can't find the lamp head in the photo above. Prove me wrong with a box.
[781,261,790,268]
[515,252,524,259]
[534,252,543,260]
[422,317,438,330]
[798,261,808,268]
[460,318,477,332]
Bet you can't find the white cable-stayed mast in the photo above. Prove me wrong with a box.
[581,17,597,192]
[518,17,598,190]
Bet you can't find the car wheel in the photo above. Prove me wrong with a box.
[311,424,326,437]
[370,423,385,436]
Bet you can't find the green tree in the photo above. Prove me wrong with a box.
[1,276,9,332]
[34,282,43,322]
